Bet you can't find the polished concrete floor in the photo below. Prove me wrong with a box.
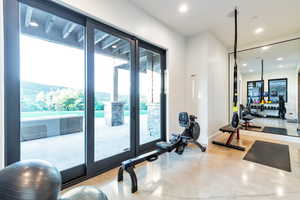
[63,131,300,200]
[252,118,299,137]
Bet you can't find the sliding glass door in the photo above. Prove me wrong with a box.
[137,42,166,153]
[4,0,166,186]
[86,20,135,173]
[17,1,87,182]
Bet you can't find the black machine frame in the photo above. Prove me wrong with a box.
[4,0,167,188]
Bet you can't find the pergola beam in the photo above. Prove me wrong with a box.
[77,30,84,43]
[25,7,33,27]
[102,37,121,50]
[45,16,55,34]
[62,22,77,39]
[112,43,129,53]
[95,33,109,44]
[120,49,130,55]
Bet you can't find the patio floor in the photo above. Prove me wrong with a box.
[21,116,160,171]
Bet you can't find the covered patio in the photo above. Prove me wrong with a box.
[21,115,159,171]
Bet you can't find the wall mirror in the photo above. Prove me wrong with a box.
[230,38,300,137]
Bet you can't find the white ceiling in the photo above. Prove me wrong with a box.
[129,0,300,48]
[237,39,300,75]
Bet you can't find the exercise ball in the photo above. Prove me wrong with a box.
[59,186,108,200]
[0,160,61,200]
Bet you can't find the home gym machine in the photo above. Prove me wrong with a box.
[212,113,245,151]
[212,8,245,151]
[240,105,261,130]
[117,112,206,193]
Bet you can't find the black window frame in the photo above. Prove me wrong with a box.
[268,78,288,103]
[246,80,264,104]
[4,0,167,188]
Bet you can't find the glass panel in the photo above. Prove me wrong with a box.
[269,79,288,103]
[247,81,264,104]
[94,29,131,161]
[139,48,161,144]
[20,4,85,171]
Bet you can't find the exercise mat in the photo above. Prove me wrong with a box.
[243,140,291,172]
[263,127,287,135]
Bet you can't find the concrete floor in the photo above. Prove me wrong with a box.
[62,131,300,200]
[252,118,300,137]
[21,116,159,171]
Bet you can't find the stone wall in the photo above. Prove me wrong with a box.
[147,103,160,136]
[21,115,83,141]
[104,102,124,126]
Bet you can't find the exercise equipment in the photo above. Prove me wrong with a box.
[240,105,261,130]
[0,160,108,200]
[232,7,238,113]
[212,8,245,151]
[212,113,245,151]
[278,95,286,119]
[60,186,108,200]
[157,113,206,153]
[118,112,206,193]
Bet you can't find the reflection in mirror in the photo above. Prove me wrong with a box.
[230,39,300,137]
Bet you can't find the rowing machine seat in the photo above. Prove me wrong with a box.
[156,141,177,152]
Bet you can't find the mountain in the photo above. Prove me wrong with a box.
[21,81,112,102]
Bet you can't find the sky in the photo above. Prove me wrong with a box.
[20,35,159,98]
[21,35,129,94]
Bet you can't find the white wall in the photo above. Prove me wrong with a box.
[241,69,298,119]
[0,0,186,167]
[185,32,228,144]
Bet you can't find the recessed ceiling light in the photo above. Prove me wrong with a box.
[243,63,247,66]
[254,27,264,34]
[249,69,254,72]
[179,4,188,13]
[29,21,39,27]
[262,46,270,50]
[112,45,117,49]
[277,57,283,61]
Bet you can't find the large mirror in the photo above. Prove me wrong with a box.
[230,39,300,137]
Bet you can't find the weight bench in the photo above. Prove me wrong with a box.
[241,114,261,130]
[212,113,245,151]
[240,105,261,130]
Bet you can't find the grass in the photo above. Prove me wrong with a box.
[21,110,148,118]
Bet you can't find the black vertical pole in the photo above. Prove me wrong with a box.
[233,8,238,113]
[261,59,264,103]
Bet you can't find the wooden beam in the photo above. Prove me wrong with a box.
[62,22,77,39]
[77,30,84,43]
[95,33,109,44]
[45,16,55,34]
[25,7,33,27]
[102,37,121,50]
